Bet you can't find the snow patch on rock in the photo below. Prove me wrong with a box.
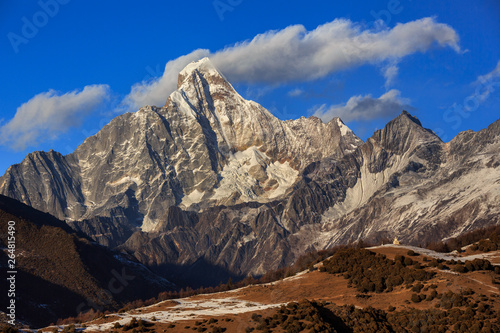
[211,146,299,203]
[336,118,352,136]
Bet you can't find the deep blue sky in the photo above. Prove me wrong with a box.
[0,0,499,175]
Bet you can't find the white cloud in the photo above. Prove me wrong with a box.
[210,17,459,83]
[312,89,412,123]
[288,88,304,97]
[0,85,109,150]
[476,60,500,84]
[382,61,400,88]
[123,17,460,109]
[467,59,500,106]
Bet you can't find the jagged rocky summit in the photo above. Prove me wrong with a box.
[0,58,361,243]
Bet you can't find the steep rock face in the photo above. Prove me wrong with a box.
[298,113,500,248]
[0,150,83,219]
[0,58,361,234]
[121,111,500,285]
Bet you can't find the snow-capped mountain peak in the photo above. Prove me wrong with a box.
[0,58,362,233]
[177,57,228,89]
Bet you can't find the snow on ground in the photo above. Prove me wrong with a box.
[368,244,500,265]
[83,297,283,332]
[81,263,312,331]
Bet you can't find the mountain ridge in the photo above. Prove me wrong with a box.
[1,58,499,285]
[118,108,500,281]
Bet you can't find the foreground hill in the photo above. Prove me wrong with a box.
[39,244,500,332]
[0,195,172,327]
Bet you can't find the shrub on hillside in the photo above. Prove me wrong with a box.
[320,248,435,293]
[247,298,500,332]
[427,225,500,253]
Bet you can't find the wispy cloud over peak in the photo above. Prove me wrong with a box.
[312,89,412,123]
[288,88,304,97]
[211,17,460,83]
[122,17,460,110]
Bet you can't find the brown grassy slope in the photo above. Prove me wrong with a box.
[65,246,500,332]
